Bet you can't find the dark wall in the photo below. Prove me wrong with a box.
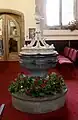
[70,41,78,50]
[25,40,78,53]
[46,40,69,53]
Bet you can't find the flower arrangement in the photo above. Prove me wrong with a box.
[8,72,67,97]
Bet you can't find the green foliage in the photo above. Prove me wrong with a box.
[8,72,67,97]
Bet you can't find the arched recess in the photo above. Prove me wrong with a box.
[0,9,25,61]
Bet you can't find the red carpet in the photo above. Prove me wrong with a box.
[0,62,78,120]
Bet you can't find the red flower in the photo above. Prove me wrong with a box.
[34,77,40,85]
[36,77,40,80]
[26,90,31,95]
[34,80,38,85]
[40,83,46,88]
[43,80,48,84]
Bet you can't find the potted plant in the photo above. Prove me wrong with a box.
[9,72,67,97]
[8,72,67,113]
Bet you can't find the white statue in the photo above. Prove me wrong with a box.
[20,4,58,55]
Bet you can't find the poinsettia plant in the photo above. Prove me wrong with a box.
[8,72,67,97]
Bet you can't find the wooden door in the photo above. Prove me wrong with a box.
[0,14,21,61]
[6,14,21,61]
